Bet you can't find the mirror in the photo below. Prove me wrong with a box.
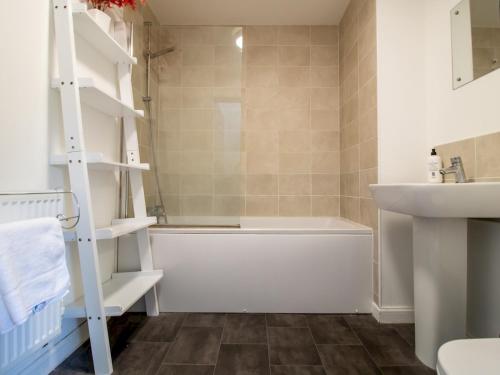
[451,0,500,89]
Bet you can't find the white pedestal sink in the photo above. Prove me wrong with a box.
[370,183,500,369]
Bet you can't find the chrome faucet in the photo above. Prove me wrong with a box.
[440,156,467,183]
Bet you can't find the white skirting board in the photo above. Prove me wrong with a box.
[371,302,415,324]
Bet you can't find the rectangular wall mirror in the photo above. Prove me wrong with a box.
[451,0,500,89]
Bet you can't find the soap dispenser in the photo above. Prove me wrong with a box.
[427,148,443,183]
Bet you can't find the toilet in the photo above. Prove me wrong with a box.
[437,339,500,375]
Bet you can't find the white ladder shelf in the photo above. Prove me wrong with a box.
[52,1,162,374]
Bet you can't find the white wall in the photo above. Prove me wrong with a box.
[376,0,500,330]
[425,0,500,147]
[0,1,120,372]
[376,0,427,314]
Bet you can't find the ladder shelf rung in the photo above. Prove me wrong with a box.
[96,217,158,240]
[72,3,137,65]
[63,270,164,318]
[51,77,144,119]
[50,153,150,171]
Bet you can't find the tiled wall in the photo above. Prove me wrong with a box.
[124,5,161,211]
[242,26,340,217]
[436,131,500,183]
[156,25,340,218]
[339,0,379,302]
[472,27,500,80]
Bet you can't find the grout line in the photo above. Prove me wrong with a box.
[212,313,227,375]
[264,314,272,375]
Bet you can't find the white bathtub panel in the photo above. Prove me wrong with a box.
[151,234,372,313]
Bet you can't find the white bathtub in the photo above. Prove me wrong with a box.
[141,217,374,314]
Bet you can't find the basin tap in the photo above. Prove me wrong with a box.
[440,156,467,183]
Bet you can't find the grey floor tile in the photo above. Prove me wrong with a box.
[271,365,327,375]
[183,313,227,327]
[388,324,416,347]
[156,364,215,375]
[343,314,381,330]
[307,315,360,345]
[112,342,169,375]
[214,344,270,375]
[222,314,267,344]
[164,326,223,365]
[267,314,308,327]
[380,366,436,375]
[130,313,186,342]
[317,345,381,375]
[268,327,321,365]
[354,327,419,367]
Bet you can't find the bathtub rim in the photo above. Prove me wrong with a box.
[150,216,373,235]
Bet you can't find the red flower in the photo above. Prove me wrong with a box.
[89,0,147,10]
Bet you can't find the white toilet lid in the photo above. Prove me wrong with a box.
[437,339,500,375]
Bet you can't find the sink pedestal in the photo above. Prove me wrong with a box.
[413,217,467,368]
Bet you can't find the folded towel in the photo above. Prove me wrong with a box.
[0,217,70,334]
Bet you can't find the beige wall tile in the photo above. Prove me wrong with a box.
[245,196,278,216]
[359,138,377,170]
[312,151,340,173]
[246,46,278,65]
[278,26,311,45]
[340,172,360,197]
[279,196,312,216]
[182,67,215,87]
[247,152,279,174]
[312,196,340,216]
[246,66,279,88]
[278,46,310,66]
[340,196,360,222]
[246,108,280,130]
[475,132,500,178]
[358,107,377,142]
[311,46,339,66]
[245,131,279,153]
[246,174,278,195]
[246,26,278,45]
[360,198,378,229]
[359,48,377,89]
[279,153,312,173]
[310,67,340,87]
[311,110,339,131]
[182,88,214,108]
[214,175,242,195]
[311,88,339,110]
[215,46,243,65]
[180,195,214,216]
[312,131,340,152]
[182,45,215,66]
[340,146,359,174]
[311,26,339,45]
[182,109,214,130]
[180,174,213,195]
[340,122,359,150]
[279,174,312,195]
[359,168,377,198]
[279,109,310,130]
[279,130,311,152]
[278,67,310,87]
[341,97,358,127]
[358,77,377,116]
[312,174,340,195]
[214,196,242,216]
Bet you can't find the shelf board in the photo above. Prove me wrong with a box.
[51,153,150,172]
[96,217,157,240]
[51,78,144,119]
[64,270,164,318]
[72,3,137,65]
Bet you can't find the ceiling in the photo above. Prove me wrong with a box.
[148,0,351,26]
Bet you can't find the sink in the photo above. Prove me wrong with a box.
[370,182,500,218]
[370,182,500,369]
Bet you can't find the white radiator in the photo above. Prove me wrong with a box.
[0,300,64,373]
[0,192,71,373]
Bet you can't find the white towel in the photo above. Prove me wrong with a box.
[0,217,70,334]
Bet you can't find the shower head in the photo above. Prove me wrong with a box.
[145,46,176,59]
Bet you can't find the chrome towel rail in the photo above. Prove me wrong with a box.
[0,190,80,229]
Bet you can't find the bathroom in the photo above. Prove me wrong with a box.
[1,0,500,374]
